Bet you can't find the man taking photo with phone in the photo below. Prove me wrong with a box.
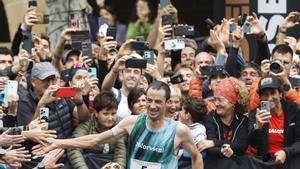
[248,75,300,167]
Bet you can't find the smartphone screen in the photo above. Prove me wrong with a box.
[106,27,117,41]
[229,23,237,33]
[81,40,92,58]
[69,12,81,29]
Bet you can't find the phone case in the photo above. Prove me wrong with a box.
[55,87,76,98]
[88,68,97,79]
[144,51,154,65]
[39,107,49,122]
[161,15,172,26]
[3,81,18,107]
[125,59,147,69]
[106,27,117,40]
[260,101,270,112]
[23,34,33,54]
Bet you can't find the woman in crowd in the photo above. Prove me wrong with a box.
[126,0,153,40]
[199,78,249,160]
[67,91,126,169]
[100,5,127,45]
[127,87,147,115]
[165,85,182,120]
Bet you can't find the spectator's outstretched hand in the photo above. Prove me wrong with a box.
[22,129,57,146]
[32,139,59,155]
[2,146,31,168]
[0,129,25,147]
[42,148,65,169]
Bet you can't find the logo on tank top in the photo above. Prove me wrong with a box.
[136,142,164,153]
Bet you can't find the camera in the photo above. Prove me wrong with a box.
[200,65,225,76]
[270,60,284,74]
[10,127,22,135]
[164,39,185,50]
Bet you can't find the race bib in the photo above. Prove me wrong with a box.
[131,159,161,169]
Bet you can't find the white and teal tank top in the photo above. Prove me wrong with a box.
[127,114,178,169]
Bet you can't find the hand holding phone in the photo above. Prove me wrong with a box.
[256,101,272,128]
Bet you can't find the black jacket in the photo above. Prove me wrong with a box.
[248,100,300,159]
[204,111,249,157]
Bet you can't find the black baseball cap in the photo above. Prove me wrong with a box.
[258,75,281,93]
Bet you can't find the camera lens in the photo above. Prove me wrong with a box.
[270,61,283,74]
